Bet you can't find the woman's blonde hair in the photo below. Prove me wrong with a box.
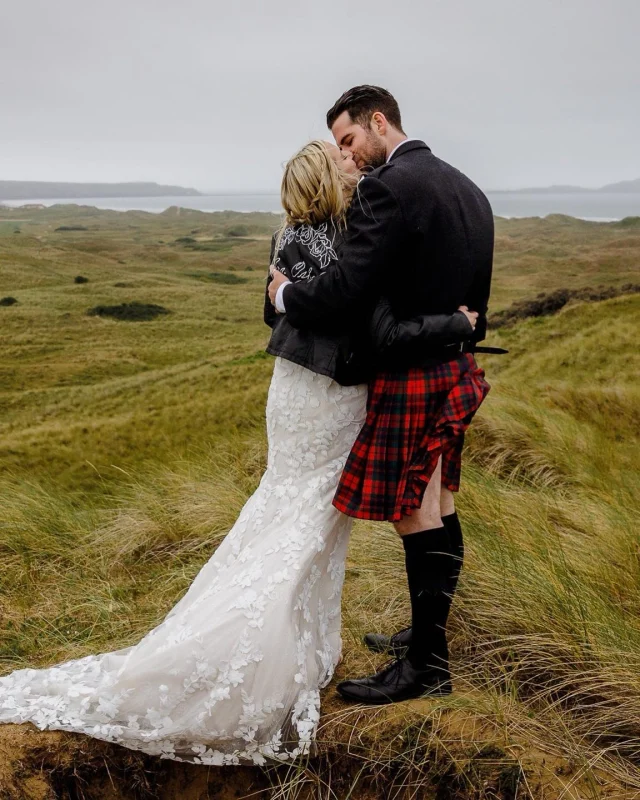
[280,140,358,229]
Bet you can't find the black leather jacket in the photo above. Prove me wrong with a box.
[264,220,476,385]
[264,221,372,385]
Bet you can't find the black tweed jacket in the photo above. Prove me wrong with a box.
[280,140,494,367]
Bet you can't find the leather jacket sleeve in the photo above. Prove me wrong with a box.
[371,297,474,358]
[264,275,278,329]
[264,234,278,329]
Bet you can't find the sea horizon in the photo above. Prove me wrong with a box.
[2,191,639,221]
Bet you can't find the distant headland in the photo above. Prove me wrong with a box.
[490,178,640,194]
[0,181,202,201]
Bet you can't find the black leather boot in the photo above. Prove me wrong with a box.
[337,656,452,705]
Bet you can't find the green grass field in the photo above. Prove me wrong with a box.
[0,204,639,799]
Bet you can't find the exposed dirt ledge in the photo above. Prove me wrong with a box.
[1,695,635,800]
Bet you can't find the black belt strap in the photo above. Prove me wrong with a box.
[473,346,509,355]
[425,342,510,359]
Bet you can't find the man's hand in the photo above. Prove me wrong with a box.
[268,266,288,307]
[458,305,478,331]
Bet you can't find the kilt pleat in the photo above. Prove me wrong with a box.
[332,353,490,522]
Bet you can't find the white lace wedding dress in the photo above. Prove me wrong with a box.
[0,357,367,765]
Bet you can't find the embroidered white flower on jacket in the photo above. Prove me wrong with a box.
[276,222,338,274]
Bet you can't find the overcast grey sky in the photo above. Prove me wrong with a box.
[1,0,637,191]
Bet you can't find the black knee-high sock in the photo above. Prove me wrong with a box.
[442,511,464,594]
[402,526,454,672]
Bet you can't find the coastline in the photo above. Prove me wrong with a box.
[1,191,639,222]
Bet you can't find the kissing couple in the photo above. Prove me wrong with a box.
[0,85,494,767]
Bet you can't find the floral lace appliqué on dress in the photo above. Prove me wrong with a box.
[0,359,367,766]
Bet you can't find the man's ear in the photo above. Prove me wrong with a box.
[371,112,387,136]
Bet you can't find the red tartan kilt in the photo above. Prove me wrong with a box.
[332,353,490,522]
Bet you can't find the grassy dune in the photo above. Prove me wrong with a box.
[0,205,639,798]
[0,205,276,491]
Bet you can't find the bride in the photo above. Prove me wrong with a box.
[0,141,476,766]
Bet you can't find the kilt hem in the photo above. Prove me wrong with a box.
[332,354,489,522]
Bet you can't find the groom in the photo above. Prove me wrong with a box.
[269,85,494,704]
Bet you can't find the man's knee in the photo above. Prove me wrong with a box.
[394,457,443,536]
[395,485,442,536]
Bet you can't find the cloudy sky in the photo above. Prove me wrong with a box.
[1,0,637,191]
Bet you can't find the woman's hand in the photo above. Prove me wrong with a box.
[458,305,478,331]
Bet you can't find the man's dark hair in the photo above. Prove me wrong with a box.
[326,85,404,132]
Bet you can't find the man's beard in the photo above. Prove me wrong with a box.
[359,131,387,170]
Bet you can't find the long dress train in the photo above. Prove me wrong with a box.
[0,358,367,765]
